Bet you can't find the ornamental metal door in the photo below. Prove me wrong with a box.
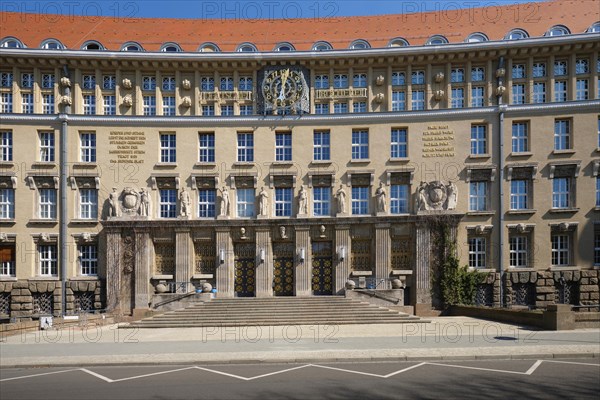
[234,243,255,297]
[312,241,333,295]
[273,243,294,296]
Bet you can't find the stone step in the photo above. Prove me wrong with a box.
[129,319,427,328]
[149,313,414,321]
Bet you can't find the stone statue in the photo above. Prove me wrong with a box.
[446,182,458,210]
[179,188,191,217]
[416,180,458,211]
[335,184,347,214]
[139,188,150,216]
[376,182,387,213]
[240,227,247,240]
[259,186,269,216]
[108,187,120,217]
[298,185,308,215]
[219,186,230,216]
[279,226,288,239]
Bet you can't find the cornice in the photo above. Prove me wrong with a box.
[504,100,600,116]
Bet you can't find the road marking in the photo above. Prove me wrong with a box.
[0,368,81,382]
[194,364,312,381]
[543,360,600,367]
[524,360,543,375]
[80,368,115,383]
[109,367,198,383]
[425,362,538,375]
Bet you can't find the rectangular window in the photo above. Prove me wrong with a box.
[221,104,234,116]
[391,91,406,111]
[103,95,116,115]
[391,72,405,86]
[162,76,176,91]
[552,177,571,209]
[162,96,176,116]
[533,82,546,103]
[0,93,12,113]
[351,186,369,215]
[510,180,528,210]
[239,77,253,91]
[80,132,96,163]
[239,105,253,115]
[159,189,177,218]
[333,102,348,114]
[468,237,486,268]
[576,79,588,100]
[532,62,546,78]
[237,133,254,162]
[220,77,234,91]
[390,184,409,214]
[82,75,96,89]
[22,93,33,114]
[202,105,215,116]
[201,77,214,91]
[143,96,156,115]
[0,245,15,276]
[411,70,425,85]
[351,73,366,88]
[103,75,116,90]
[21,73,34,88]
[353,101,367,113]
[237,188,255,217]
[411,90,425,110]
[83,94,96,115]
[315,75,329,89]
[551,234,570,266]
[314,103,329,114]
[512,84,525,104]
[554,81,567,102]
[471,87,485,107]
[275,132,292,161]
[39,245,57,276]
[512,122,528,153]
[470,125,487,155]
[80,245,98,276]
[509,236,528,267]
[554,119,571,150]
[39,131,55,162]
[142,76,156,91]
[39,188,57,219]
[469,181,488,211]
[0,131,12,161]
[275,187,292,217]
[333,74,348,89]
[450,68,465,83]
[351,130,369,160]
[42,74,55,89]
[576,59,589,74]
[390,128,407,158]
[554,61,567,76]
[0,188,15,219]
[313,187,330,216]
[79,189,98,219]
[512,64,526,79]
[198,189,216,218]
[451,88,464,108]
[199,133,215,163]
[595,232,600,266]
[313,131,330,161]
[160,133,176,163]
[471,67,485,82]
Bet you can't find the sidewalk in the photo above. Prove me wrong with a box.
[1,317,599,368]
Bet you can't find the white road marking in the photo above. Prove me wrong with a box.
[543,360,600,367]
[0,368,81,382]
[425,362,537,375]
[524,360,544,375]
[109,366,198,383]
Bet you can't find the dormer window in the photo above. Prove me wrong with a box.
[236,43,258,52]
[160,42,181,52]
[121,42,143,52]
[274,42,295,51]
[505,29,529,40]
[388,37,409,47]
[81,41,104,50]
[466,33,488,43]
[0,37,24,48]
[546,25,570,36]
[312,41,332,51]
[587,22,600,33]
[198,42,220,52]
[40,39,64,50]
[426,35,448,45]
[349,40,370,49]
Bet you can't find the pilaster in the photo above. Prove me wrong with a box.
[295,226,311,296]
[175,228,192,292]
[255,226,272,297]
[215,227,234,298]
[375,223,391,286]
[105,228,121,313]
[134,230,151,309]
[414,222,431,306]
[335,224,351,294]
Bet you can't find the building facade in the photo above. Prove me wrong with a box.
[0,0,599,318]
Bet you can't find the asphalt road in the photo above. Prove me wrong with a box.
[1,359,599,400]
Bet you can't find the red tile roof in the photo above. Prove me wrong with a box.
[0,0,597,51]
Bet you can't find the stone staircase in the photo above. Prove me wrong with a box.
[128,297,427,328]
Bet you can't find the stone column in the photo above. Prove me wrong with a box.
[375,223,391,287]
[215,227,234,298]
[134,230,151,310]
[105,228,122,313]
[255,227,273,297]
[295,226,311,297]
[414,222,432,311]
[335,224,351,294]
[175,228,192,292]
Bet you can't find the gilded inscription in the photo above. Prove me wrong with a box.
[108,131,146,164]
[422,125,455,158]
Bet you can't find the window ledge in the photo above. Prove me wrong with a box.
[271,161,294,167]
[0,161,15,168]
[31,162,57,168]
[0,219,16,226]
[154,163,178,169]
[468,154,491,159]
[0,276,17,281]
[467,211,495,216]
[388,158,410,163]
[548,266,581,271]
[310,160,332,166]
[468,268,496,273]
[509,152,532,157]
[192,274,214,280]
[506,267,535,272]
[194,162,217,168]
[70,219,99,225]
[28,219,58,225]
[69,276,99,281]
[351,271,373,276]
[349,159,371,164]
[552,149,576,155]
[506,209,536,215]
[594,206,600,211]
[232,162,255,167]
[33,276,60,281]
[549,207,579,213]
[151,275,174,280]
[72,163,97,169]
[391,270,413,275]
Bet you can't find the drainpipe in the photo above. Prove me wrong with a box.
[60,65,71,317]
[497,57,506,308]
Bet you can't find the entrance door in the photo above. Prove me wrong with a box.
[312,241,333,295]
[273,243,294,296]
[234,243,255,297]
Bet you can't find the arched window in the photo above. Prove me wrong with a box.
[120,42,144,52]
[81,41,104,50]
[0,37,24,48]
[312,41,332,51]
[546,25,570,36]
[40,39,64,50]
[274,42,295,52]
[426,35,448,45]
[198,42,220,52]
[236,42,258,52]
[505,29,529,40]
[349,39,371,49]
[587,22,600,33]
[466,33,488,43]
[160,42,182,52]
[388,37,409,47]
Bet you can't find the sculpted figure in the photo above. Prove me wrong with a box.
[298,185,308,215]
[259,186,269,216]
[446,182,458,210]
[219,186,230,216]
[109,187,120,217]
[179,188,191,217]
[417,182,429,211]
[335,185,347,214]
[376,182,387,213]
[139,188,150,216]
[279,226,288,239]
